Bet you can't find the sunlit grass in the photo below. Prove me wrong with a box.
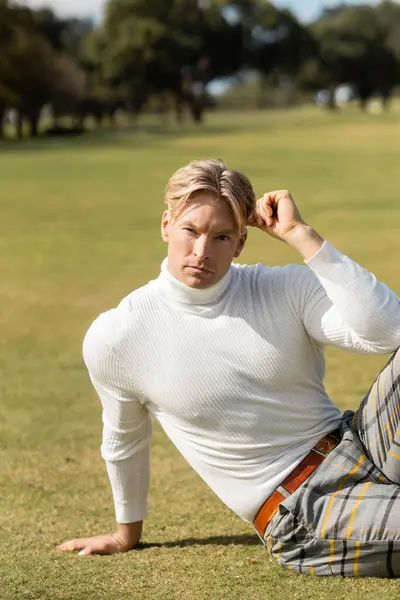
[1,105,399,599]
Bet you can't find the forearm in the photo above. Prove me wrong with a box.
[283,223,325,261]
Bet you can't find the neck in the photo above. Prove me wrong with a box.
[156,259,231,305]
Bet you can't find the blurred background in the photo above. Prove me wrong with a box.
[1,0,400,138]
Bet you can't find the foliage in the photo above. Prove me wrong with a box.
[308,3,400,108]
[1,1,400,136]
[84,0,244,120]
[0,5,55,136]
[0,2,96,136]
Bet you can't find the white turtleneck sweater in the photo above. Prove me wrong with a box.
[82,242,400,524]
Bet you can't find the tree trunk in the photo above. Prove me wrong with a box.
[108,108,117,127]
[174,95,184,124]
[52,110,59,129]
[189,98,204,123]
[327,86,337,110]
[381,93,391,111]
[75,105,85,130]
[358,87,371,112]
[94,114,103,128]
[28,111,40,137]
[158,94,169,127]
[16,111,24,139]
[0,108,4,139]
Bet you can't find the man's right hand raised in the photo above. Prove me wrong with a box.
[56,521,143,556]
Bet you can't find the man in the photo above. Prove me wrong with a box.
[57,159,400,576]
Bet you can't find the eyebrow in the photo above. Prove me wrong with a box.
[181,220,236,235]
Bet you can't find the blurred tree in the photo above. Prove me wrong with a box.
[4,0,397,138]
[32,7,66,51]
[8,31,55,137]
[51,54,87,127]
[0,2,102,137]
[0,3,55,137]
[214,1,315,110]
[232,1,315,76]
[32,7,93,61]
[83,14,150,121]
[0,0,15,136]
[376,0,400,108]
[85,0,243,123]
[310,4,400,110]
[31,8,101,127]
[61,18,94,62]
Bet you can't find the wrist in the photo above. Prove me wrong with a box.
[283,223,325,260]
[116,521,143,549]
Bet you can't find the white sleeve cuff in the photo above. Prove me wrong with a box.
[304,240,335,267]
[115,501,148,524]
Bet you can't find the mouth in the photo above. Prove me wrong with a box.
[186,265,213,274]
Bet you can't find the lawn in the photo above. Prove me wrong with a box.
[0,105,399,600]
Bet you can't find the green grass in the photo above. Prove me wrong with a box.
[1,105,400,599]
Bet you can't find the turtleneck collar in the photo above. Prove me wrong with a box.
[155,258,232,305]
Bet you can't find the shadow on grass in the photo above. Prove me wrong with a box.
[0,122,239,155]
[135,533,260,550]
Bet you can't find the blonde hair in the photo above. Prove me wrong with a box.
[165,159,256,233]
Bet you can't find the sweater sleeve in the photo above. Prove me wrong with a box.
[290,241,400,354]
[82,316,152,523]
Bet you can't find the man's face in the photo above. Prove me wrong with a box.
[161,193,247,289]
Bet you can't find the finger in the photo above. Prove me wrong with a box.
[57,545,77,552]
[258,198,274,226]
[79,546,93,557]
[247,210,256,224]
[247,210,262,227]
[79,542,111,556]
[255,198,267,215]
[56,541,76,552]
[264,193,279,212]
[266,190,289,200]
[263,203,274,223]
[261,199,273,215]
[265,190,292,211]
[263,192,277,210]
[263,192,273,205]
[56,539,89,552]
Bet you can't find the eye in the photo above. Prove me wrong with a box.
[216,235,230,241]
[183,227,196,234]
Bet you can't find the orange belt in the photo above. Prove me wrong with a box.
[253,432,340,539]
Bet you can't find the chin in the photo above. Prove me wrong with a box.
[185,275,215,289]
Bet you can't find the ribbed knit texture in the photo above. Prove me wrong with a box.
[82,242,400,524]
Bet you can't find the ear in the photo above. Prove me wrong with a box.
[234,229,247,258]
[161,210,170,244]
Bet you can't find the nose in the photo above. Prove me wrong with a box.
[193,235,211,260]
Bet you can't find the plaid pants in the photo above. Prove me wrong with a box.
[264,348,400,577]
